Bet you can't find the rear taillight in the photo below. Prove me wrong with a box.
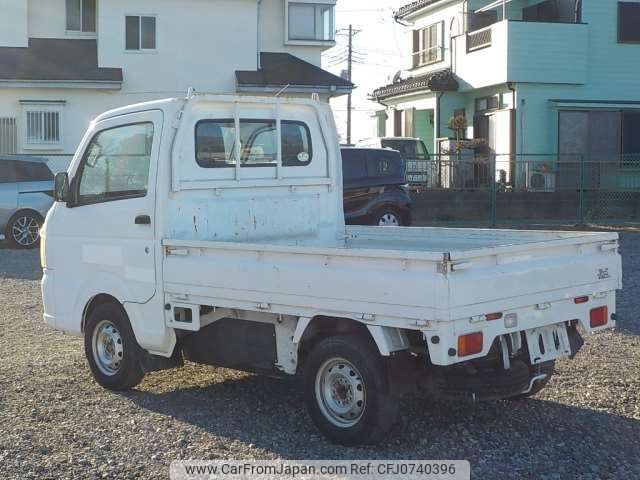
[458,332,483,357]
[485,312,503,321]
[574,296,589,304]
[590,306,609,328]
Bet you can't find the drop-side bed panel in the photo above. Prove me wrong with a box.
[162,239,449,324]
[162,228,620,327]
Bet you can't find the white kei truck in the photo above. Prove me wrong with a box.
[41,95,621,445]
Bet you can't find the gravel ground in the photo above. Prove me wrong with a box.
[1,235,639,480]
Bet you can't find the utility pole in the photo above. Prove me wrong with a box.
[330,25,362,144]
[347,24,353,145]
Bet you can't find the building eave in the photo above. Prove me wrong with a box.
[395,0,455,21]
[0,79,122,90]
[370,69,459,102]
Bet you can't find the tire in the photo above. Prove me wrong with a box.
[5,211,44,249]
[303,334,398,445]
[511,360,555,400]
[84,303,145,391]
[374,207,403,227]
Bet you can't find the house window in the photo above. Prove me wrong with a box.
[622,110,640,165]
[195,119,312,168]
[412,22,443,68]
[475,95,501,113]
[288,2,335,42]
[0,118,17,154]
[618,2,640,43]
[126,15,157,51]
[21,103,64,149]
[66,0,96,33]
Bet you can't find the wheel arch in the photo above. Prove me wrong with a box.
[294,316,410,370]
[81,293,124,333]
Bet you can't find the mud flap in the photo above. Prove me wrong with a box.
[568,324,584,359]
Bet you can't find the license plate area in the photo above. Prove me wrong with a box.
[525,323,572,365]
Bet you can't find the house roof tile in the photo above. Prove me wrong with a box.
[370,69,459,100]
[236,52,353,93]
[395,0,448,20]
[0,38,122,83]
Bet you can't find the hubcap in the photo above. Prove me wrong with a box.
[11,215,40,246]
[378,213,400,227]
[91,320,124,376]
[315,358,366,428]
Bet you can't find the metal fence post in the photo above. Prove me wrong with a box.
[490,154,497,227]
[578,154,585,225]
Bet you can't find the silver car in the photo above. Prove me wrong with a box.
[0,156,54,249]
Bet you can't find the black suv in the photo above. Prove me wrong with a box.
[341,148,412,226]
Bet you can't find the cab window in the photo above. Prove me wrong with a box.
[76,122,154,205]
[195,119,312,168]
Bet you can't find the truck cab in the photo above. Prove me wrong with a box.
[41,95,621,445]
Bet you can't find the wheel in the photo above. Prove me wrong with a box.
[375,208,403,227]
[303,334,398,445]
[84,303,144,390]
[5,211,43,249]
[511,361,555,399]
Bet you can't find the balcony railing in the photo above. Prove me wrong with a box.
[412,47,443,68]
[467,25,492,52]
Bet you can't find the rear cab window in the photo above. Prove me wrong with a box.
[195,119,312,169]
[341,149,368,181]
[342,149,404,186]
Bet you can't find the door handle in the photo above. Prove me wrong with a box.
[135,215,151,225]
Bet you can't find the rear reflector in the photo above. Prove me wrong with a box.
[458,332,483,357]
[590,306,608,328]
[485,312,503,321]
[574,296,589,304]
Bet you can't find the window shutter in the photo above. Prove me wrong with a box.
[412,30,420,67]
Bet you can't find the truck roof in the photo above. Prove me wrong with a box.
[94,94,327,124]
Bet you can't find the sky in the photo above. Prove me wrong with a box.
[322,0,411,144]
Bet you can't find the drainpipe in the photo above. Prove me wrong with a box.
[574,0,582,22]
[436,91,445,153]
[507,81,517,187]
[257,0,264,69]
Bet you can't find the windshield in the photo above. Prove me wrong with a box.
[381,139,429,160]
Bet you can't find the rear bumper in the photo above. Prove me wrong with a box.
[420,360,531,401]
[425,290,616,366]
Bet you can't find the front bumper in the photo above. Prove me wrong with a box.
[41,268,56,329]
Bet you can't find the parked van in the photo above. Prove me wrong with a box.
[0,156,54,248]
[357,137,433,185]
[341,147,411,226]
[42,95,621,445]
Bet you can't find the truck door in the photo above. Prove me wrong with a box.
[55,110,163,304]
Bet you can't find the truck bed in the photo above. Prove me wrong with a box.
[163,226,621,326]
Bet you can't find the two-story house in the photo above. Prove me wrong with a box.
[371,0,640,190]
[0,0,352,171]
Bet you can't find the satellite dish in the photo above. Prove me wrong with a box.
[392,71,402,83]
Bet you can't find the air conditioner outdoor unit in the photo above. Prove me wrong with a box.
[527,171,556,192]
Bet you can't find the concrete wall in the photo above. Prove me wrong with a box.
[0,0,28,47]
[98,0,258,95]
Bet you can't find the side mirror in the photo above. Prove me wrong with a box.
[54,172,70,203]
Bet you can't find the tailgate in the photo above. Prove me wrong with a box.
[445,232,621,319]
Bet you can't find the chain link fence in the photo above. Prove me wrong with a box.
[407,153,640,227]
